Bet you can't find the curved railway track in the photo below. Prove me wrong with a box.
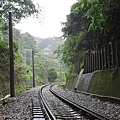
[34,84,109,120]
[32,85,51,120]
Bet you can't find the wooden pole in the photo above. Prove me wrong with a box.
[104,46,108,69]
[46,61,48,83]
[91,54,92,72]
[60,63,62,83]
[91,54,94,72]
[98,50,100,70]
[32,50,35,87]
[115,41,119,67]
[107,45,111,69]
[88,56,90,73]
[111,43,115,68]
[87,57,89,73]
[84,58,87,73]
[101,48,104,70]
[9,12,14,97]
[96,51,98,70]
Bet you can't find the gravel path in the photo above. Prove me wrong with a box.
[52,85,120,120]
[0,86,41,120]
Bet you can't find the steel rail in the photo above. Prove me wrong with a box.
[39,84,56,120]
[50,85,110,120]
[76,90,120,105]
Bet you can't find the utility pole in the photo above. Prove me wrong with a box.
[46,61,48,84]
[9,12,14,97]
[0,0,3,8]
[24,49,26,64]
[32,50,35,87]
[0,0,3,33]
[60,63,62,83]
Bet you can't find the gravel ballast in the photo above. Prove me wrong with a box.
[52,85,120,120]
[0,86,41,120]
[0,85,120,120]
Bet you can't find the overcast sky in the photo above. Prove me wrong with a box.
[15,0,77,38]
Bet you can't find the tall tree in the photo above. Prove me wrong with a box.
[48,68,57,83]
[0,0,44,36]
[86,0,120,44]
[0,0,43,23]
[61,0,91,65]
[60,0,120,80]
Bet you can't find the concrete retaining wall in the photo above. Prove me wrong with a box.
[66,69,120,98]
[77,73,93,92]
[67,77,78,90]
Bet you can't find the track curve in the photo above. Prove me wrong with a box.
[39,84,109,120]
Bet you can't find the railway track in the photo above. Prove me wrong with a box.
[37,84,109,120]
[32,88,50,120]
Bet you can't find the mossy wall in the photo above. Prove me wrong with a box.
[87,69,120,98]
[66,76,78,90]
[66,69,120,98]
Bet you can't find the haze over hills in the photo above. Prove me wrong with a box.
[33,36,64,58]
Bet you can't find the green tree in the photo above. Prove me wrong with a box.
[60,0,120,81]
[86,0,120,44]
[34,49,46,82]
[0,0,44,38]
[62,0,120,66]
[0,40,20,70]
[0,0,43,23]
[48,68,57,83]
[0,40,20,97]
[61,1,91,66]
[0,41,9,70]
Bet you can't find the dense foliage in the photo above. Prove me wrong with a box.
[0,24,64,97]
[0,40,20,96]
[60,0,120,80]
[37,37,64,58]
[0,0,43,23]
[0,0,43,38]
[48,68,57,83]
[0,0,45,97]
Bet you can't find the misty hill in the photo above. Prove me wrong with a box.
[33,37,64,58]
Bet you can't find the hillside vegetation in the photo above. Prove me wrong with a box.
[34,37,64,58]
[55,0,120,82]
[0,27,65,98]
[1,0,120,98]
